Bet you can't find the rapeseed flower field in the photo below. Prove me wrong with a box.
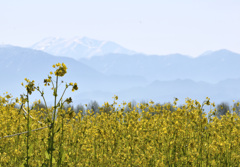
[1,63,240,166]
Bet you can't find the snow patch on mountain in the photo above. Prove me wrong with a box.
[31,37,136,60]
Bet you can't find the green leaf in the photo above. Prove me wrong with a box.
[41,163,48,167]
[56,128,60,133]
[24,164,29,167]
[20,164,25,167]
[45,151,49,159]
[29,144,33,154]
[62,151,66,162]
[52,157,56,164]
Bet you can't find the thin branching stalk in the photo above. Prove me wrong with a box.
[50,75,58,167]
[36,88,49,113]
[57,87,68,106]
[26,93,30,166]
[57,103,65,167]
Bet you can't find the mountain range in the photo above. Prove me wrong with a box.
[1,37,240,107]
[79,49,240,83]
[31,37,240,83]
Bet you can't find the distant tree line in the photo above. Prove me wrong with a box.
[15,99,240,120]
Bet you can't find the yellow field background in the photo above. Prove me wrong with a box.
[1,95,240,166]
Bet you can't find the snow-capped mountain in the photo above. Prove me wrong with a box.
[31,37,136,60]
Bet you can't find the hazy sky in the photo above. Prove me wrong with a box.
[0,0,240,57]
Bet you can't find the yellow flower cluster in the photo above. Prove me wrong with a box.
[22,78,36,95]
[1,95,240,166]
[69,82,78,92]
[52,63,67,77]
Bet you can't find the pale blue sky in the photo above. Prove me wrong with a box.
[0,0,240,57]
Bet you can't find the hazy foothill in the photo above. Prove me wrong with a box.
[1,37,240,113]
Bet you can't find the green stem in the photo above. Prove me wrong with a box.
[58,103,64,167]
[37,89,49,112]
[57,87,68,106]
[50,76,58,167]
[26,93,30,166]
[17,103,24,149]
